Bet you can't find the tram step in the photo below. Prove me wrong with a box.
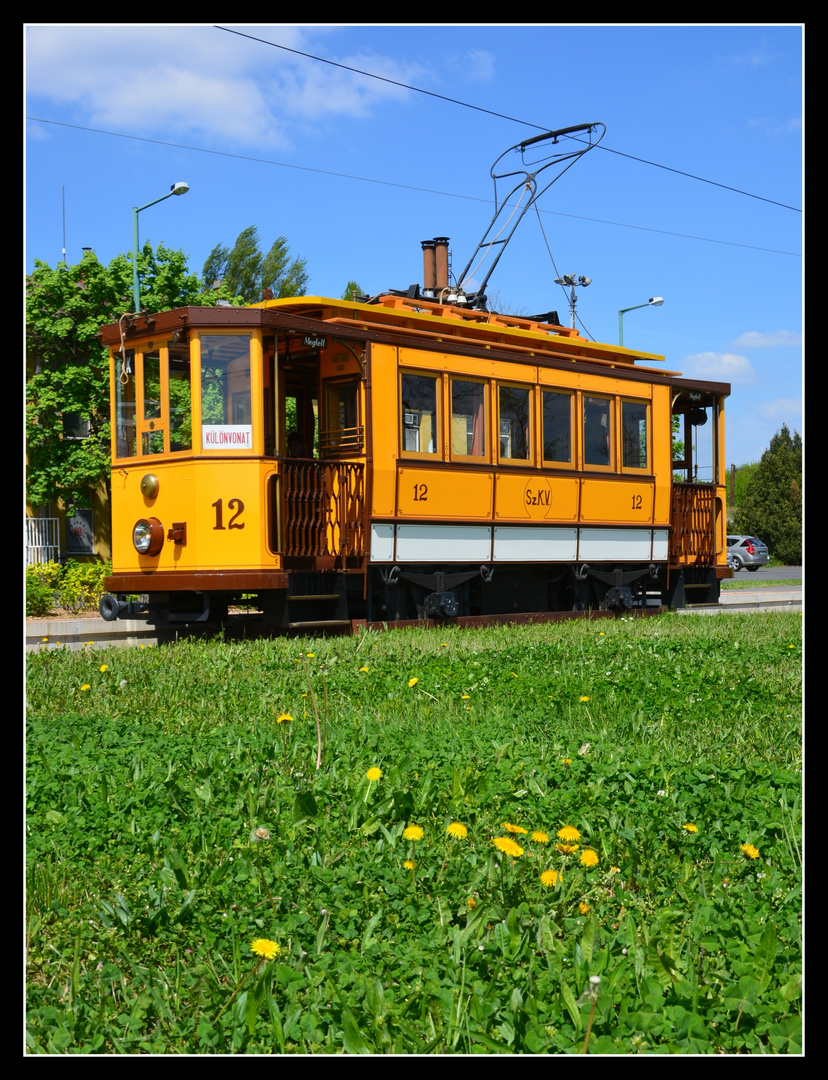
[289,593,341,602]
[288,620,352,629]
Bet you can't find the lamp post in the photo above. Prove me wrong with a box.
[132,182,189,313]
[618,297,663,346]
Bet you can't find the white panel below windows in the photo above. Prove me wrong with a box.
[395,524,492,562]
[493,526,578,561]
[370,524,395,562]
[370,523,669,565]
[652,529,669,561]
[578,528,653,562]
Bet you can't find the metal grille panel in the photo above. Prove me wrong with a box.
[281,461,365,560]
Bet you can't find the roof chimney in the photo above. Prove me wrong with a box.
[421,239,436,291]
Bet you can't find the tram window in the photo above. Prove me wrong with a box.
[542,390,573,465]
[168,345,192,452]
[451,378,487,459]
[143,350,162,421]
[200,335,252,450]
[498,384,531,462]
[583,395,612,467]
[115,349,136,458]
[321,380,362,454]
[401,372,439,455]
[622,400,649,470]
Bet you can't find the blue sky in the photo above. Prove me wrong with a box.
[25,23,802,468]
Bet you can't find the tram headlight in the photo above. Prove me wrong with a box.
[133,517,164,557]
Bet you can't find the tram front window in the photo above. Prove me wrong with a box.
[200,335,253,451]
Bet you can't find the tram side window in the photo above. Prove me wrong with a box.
[542,390,573,465]
[142,350,164,455]
[498,384,531,462]
[451,378,487,459]
[583,395,612,468]
[401,372,439,455]
[168,344,192,452]
[115,349,136,458]
[621,400,648,470]
[200,335,252,451]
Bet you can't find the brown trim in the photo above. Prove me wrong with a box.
[100,305,729,394]
[105,570,289,592]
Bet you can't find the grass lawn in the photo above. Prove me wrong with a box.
[26,611,802,1054]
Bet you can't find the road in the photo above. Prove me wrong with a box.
[726,565,802,581]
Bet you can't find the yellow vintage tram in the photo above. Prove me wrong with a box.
[98,123,730,630]
[98,256,729,629]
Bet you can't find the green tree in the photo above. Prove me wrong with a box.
[26,244,222,511]
[732,424,802,564]
[342,280,365,301]
[202,227,309,303]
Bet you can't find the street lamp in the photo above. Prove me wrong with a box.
[618,297,663,346]
[132,182,189,313]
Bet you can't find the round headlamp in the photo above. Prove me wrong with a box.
[133,517,164,557]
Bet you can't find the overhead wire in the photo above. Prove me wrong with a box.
[25,116,801,259]
[214,25,801,215]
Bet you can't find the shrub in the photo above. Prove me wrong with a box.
[25,559,111,616]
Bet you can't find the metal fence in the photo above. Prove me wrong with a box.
[26,517,60,565]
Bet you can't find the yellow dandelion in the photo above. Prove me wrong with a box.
[250,939,280,960]
[404,860,415,870]
[80,684,91,691]
[461,694,470,699]
[99,664,108,672]
[540,869,560,887]
[562,758,572,766]
[579,902,590,914]
[740,843,760,859]
[493,836,524,858]
[501,822,528,835]
[403,824,424,841]
[277,713,293,724]
[42,637,48,642]
[580,849,599,868]
[467,897,477,909]
[557,826,581,842]
[579,696,590,702]
[305,653,315,659]
[557,843,579,854]
[446,822,468,840]
[682,823,699,833]
[366,767,382,782]
[531,831,550,844]
[359,666,369,672]
[408,677,418,688]
[511,672,518,678]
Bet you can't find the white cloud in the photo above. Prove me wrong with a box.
[25,25,429,149]
[681,351,756,384]
[756,397,802,423]
[731,330,802,348]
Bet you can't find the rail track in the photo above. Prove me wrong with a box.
[26,587,801,652]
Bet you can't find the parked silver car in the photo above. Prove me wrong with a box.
[727,535,769,572]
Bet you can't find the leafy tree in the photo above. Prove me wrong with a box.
[202,227,309,303]
[342,280,365,301]
[26,244,223,512]
[732,424,802,564]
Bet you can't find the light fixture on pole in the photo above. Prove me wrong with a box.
[618,297,663,346]
[132,182,189,313]
[554,274,591,328]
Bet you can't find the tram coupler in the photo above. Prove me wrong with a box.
[98,593,149,622]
